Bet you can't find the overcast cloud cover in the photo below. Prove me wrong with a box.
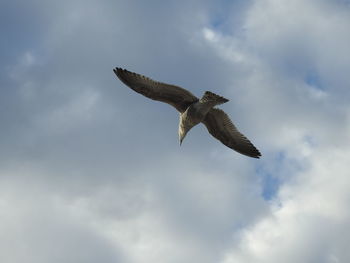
[1,0,350,262]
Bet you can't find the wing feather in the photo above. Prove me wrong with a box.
[114,68,198,112]
[202,108,261,158]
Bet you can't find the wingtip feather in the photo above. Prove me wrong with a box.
[252,149,262,159]
[113,67,126,75]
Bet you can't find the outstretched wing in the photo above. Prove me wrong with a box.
[114,68,198,113]
[202,108,261,158]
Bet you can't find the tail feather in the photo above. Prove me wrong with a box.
[200,91,229,106]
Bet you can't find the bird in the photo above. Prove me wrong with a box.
[113,67,261,158]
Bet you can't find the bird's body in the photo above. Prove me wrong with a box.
[179,91,228,145]
[113,67,261,158]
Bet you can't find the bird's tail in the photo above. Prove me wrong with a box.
[200,91,229,106]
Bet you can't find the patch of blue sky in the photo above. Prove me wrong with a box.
[1,2,47,65]
[256,151,307,201]
[255,152,285,201]
[208,0,253,35]
[336,0,350,6]
[209,3,230,31]
[261,174,281,200]
[304,70,325,91]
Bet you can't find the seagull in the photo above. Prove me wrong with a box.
[113,68,261,158]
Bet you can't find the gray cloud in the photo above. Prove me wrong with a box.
[1,0,350,262]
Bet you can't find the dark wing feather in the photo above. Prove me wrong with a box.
[202,108,261,158]
[113,68,198,112]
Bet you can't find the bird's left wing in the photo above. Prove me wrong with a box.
[114,68,198,113]
[202,108,261,158]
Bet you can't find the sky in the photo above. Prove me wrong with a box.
[1,0,350,262]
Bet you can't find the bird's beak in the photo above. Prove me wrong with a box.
[179,134,186,146]
[179,129,188,146]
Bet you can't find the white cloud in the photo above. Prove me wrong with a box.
[223,147,350,263]
[198,0,350,262]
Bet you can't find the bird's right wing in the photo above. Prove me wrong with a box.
[114,68,198,113]
[202,108,261,158]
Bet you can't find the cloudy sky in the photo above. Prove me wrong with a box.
[1,0,350,262]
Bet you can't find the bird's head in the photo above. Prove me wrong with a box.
[179,123,193,146]
[179,131,186,145]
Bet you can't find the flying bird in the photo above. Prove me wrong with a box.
[113,68,261,158]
